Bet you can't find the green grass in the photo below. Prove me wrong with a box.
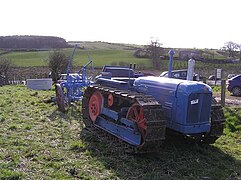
[74,49,152,68]
[2,51,50,66]
[1,48,152,69]
[224,107,241,133]
[0,85,240,179]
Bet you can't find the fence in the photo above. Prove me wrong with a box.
[7,73,50,85]
[4,66,50,85]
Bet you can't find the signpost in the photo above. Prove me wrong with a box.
[216,68,225,107]
[216,68,222,79]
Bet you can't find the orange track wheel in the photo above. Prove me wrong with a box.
[108,93,114,107]
[126,103,147,140]
[88,91,103,122]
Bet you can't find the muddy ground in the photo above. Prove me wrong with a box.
[214,93,241,106]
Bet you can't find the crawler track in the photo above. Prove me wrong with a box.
[201,103,225,144]
[193,98,226,144]
[82,85,166,153]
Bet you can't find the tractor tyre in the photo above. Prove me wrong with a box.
[232,87,241,96]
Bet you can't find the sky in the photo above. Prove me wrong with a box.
[1,0,241,49]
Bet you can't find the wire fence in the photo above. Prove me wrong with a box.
[1,66,50,85]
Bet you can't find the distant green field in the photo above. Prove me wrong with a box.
[75,49,152,68]
[1,41,240,76]
[1,49,153,69]
[2,51,50,66]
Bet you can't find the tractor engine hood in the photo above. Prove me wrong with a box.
[134,76,212,96]
[134,76,213,135]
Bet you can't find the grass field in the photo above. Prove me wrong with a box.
[74,49,152,69]
[0,41,232,67]
[0,85,240,179]
[2,51,50,66]
[1,49,153,69]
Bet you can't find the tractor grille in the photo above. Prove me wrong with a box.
[187,93,212,124]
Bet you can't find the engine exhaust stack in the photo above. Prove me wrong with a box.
[168,49,175,78]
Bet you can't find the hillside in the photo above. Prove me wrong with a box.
[1,41,241,79]
[68,41,143,50]
[1,48,152,68]
[0,42,151,68]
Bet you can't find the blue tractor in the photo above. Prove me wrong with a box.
[82,65,225,152]
[55,46,93,112]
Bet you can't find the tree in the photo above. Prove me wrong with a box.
[0,58,13,84]
[222,41,239,57]
[47,50,69,82]
[0,35,69,49]
[0,58,12,76]
[146,39,163,69]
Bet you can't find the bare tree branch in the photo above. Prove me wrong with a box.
[222,41,239,57]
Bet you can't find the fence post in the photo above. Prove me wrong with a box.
[203,77,206,84]
[221,79,226,107]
